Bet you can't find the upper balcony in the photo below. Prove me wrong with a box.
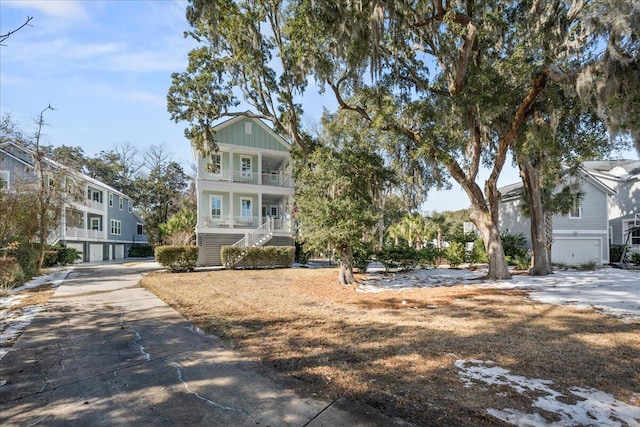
[203,170,293,188]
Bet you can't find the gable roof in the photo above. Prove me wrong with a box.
[499,167,615,202]
[0,141,130,200]
[583,159,640,181]
[211,113,291,150]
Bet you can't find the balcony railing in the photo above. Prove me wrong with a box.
[84,199,103,210]
[202,169,292,188]
[65,227,103,239]
[203,216,292,231]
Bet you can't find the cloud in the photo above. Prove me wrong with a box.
[3,0,88,21]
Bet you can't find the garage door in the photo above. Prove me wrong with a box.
[552,239,600,266]
[89,244,103,262]
[114,244,125,260]
[66,243,84,263]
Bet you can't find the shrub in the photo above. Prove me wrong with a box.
[445,241,466,267]
[155,245,198,272]
[0,254,24,292]
[417,245,440,268]
[221,246,295,269]
[609,245,627,263]
[466,238,488,265]
[12,245,39,279]
[129,245,154,258]
[56,246,81,265]
[501,232,528,259]
[577,261,597,271]
[511,254,531,271]
[629,252,640,265]
[352,241,372,272]
[376,245,418,271]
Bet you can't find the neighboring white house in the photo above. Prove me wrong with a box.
[194,115,295,266]
[584,159,640,255]
[0,141,148,262]
[498,168,615,266]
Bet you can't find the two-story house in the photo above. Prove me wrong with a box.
[498,168,615,266]
[0,141,148,262]
[194,115,295,266]
[584,159,640,255]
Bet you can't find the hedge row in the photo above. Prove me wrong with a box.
[129,245,154,258]
[155,245,198,272]
[221,246,295,269]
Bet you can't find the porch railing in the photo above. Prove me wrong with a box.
[203,216,292,231]
[201,170,293,188]
[65,227,103,239]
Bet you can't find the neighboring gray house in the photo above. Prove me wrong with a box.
[194,115,295,266]
[499,168,615,266]
[0,141,148,262]
[584,159,640,255]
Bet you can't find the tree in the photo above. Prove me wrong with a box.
[173,1,639,280]
[0,16,33,46]
[134,148,189,245]
[167,0,314,157]
[48,145,88,172]
[294,111,394,284]
[85,142,141,195]
[160,200,197,245]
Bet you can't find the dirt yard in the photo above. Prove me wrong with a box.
[141,267,640,426]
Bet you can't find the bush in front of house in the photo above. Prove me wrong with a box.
[221,246,295,269]
[445,241,466,268]
[376,245,418,271]
[155,245,198,272]
[43,245,82,267]
[609,245,627,263]
[129,245,154,258]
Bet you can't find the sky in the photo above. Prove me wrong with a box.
[1,0,638,213]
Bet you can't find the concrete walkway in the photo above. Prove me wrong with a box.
[0,261,412,426]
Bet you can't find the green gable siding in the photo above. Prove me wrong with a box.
[215,120,289,152]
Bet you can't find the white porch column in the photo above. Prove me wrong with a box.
[258,193,263,224]
[60,208,67,240]
[229,149,234,182]
[258,152,263,185]
[229,191,234,226]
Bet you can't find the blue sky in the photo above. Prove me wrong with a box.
[1,0,637,213]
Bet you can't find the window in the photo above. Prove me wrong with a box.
[0,170,9,189]
[210,196,222,218]
[568,197,581,218]
[110,219,121,235]
[90,217,101,231]
[210,154,221,174]
[109,193,113,207]
[241,198,252,218]
[241,156,252,177]
[137,224,144,235]
[128,203,132,213]
[245,122,252,134]
[119,197,123,210]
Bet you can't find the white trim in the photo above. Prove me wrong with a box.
[109,192,113,207]
[635,213,640,227]
[553,229,609,234]
[110,219,122,235]
[119,197,123,210]
[210,195,223,218]
[240,197,252,218]
[90,217,101,231]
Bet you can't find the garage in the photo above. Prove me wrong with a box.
[552,239,600,266]
[114,244,125,260]
[66,243,84,263]
[89,244,104,262]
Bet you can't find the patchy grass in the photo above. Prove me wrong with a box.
[141,268,640,426]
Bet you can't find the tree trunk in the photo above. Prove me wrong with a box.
[545,212,553,264]
[470,206,511,280]
[518,157,552,276]
[337,243,356,285]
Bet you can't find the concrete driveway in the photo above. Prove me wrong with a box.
[0,261,411,426]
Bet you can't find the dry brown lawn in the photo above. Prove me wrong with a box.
[141,267,640,426]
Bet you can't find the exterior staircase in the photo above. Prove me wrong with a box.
[232,218,274,248]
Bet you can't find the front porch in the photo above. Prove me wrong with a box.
[201,215,292,232]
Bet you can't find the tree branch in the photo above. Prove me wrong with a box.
[0,16,33,45]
